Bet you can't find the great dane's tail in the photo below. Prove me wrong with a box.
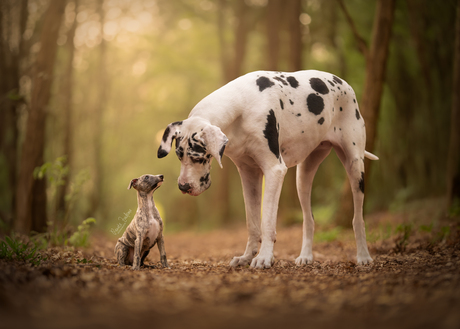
[364,151,379,161]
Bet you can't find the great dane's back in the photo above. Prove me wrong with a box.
[158,70,377,269]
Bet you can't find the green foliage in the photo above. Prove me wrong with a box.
[77,258,93,264]
[34,156,69,186]
[419,223,433,233]
[435,226,451,243]
[30,218,96,249]
[314,227,342,243]
[394,224,413,253]
[31,224,70,248]
[68,218,96,247]
[448,198,460,218]
[367,223,393,243]
[0,235,45,266]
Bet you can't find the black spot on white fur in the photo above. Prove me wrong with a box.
[332,76,343,85]
[263,109,280,159]
[318,117,325,125]
[287,76,299,88]
[274,76,288,85]
[355,109,360,120]
[279,99,284,109]
[256,76,274,92]
[306,94,324,115]
[309,78,329,95]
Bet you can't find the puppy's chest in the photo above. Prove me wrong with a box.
[140,214,160,243]
[136,205,161,245]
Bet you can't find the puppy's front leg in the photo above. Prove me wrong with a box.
[133,232,143,270]
[157,235,169,268]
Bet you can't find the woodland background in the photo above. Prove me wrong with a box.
[0,0,459,237]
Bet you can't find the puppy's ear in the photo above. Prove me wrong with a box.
[158,121,183,158]
[200,125,228,169]
[128,178,138,190]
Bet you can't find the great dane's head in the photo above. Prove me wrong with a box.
[157,118,228,196]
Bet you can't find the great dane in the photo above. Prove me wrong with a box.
[158,70,378,269]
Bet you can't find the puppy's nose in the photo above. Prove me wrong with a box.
[178,182,191,193]
[159,175,164,180]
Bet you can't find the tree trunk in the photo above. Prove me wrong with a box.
[0,0,28,225]
[15,0,66,234]
[87,0,107,220]
[447,0,460,212]
[288,0,302,72]
[266,0,284,70]
[335,0,395,227]
[216,0,252,225]
[56,0,78,224]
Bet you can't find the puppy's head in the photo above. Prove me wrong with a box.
[157,118,227,196]
[128,174,164,193]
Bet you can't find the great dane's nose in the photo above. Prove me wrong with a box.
[178,182,191,193]
[159,175,164,181]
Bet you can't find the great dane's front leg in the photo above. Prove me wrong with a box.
[230,165,263,267]
[250,164,287,269]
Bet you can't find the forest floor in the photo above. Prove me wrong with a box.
[1,204,460,329]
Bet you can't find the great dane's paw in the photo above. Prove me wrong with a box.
[250,254,274,269]
[295,255,313,266]
[357,255,373,265]
[229,255,252,267]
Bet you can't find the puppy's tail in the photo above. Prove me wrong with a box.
[364,151,379,161]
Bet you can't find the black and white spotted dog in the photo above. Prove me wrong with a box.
[158,70,378,269]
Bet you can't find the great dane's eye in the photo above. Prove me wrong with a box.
[190,157,207,165]
[176,146,184,160]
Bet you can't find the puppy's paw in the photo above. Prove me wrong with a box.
[295,255,313,266]
[229,255,252,267]
[250,254,274,269]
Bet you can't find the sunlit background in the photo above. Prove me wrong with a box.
[0,0,456,235]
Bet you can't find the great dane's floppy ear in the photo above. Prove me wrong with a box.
[128,178,138,190]
[198,124,228,169]
[158,121,183,158]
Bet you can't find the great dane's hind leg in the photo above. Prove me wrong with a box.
[250,163,287,269]
[334,145,373,265]
[230,164,263,267]
[295,144,332,266]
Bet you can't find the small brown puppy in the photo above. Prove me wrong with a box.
[114,174,168,270]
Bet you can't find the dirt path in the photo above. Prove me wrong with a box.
[1,224,459,329]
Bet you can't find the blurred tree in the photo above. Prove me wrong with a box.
[86,0,107,220]
[15,0,66,234]
[56,0,79,225]
[216,0,253,225]
[447,0,460,212]
[335,0,395,228]
[0,0,28,225]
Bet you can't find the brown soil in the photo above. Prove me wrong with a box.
[1,222,459,329]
